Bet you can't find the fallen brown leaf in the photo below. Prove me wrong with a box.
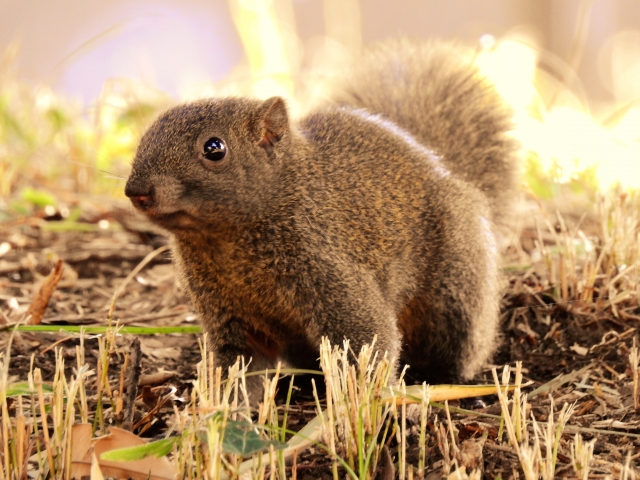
[379,445,396,480]
[458,436,486,471]
[26,259,63,325]
[70,423,177,480]
[91,453,105,480]
[139,371,176,387]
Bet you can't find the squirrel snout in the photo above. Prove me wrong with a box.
[130,194,154,210]
[125,182,155,211]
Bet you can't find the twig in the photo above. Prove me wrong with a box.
[122,338,142,431]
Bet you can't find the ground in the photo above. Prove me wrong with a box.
[1,196,639,478]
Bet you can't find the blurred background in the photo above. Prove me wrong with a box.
[0,0,639,202]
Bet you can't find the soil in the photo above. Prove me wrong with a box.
[1,198,640,478]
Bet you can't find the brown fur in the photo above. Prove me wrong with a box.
[125,39,519,404]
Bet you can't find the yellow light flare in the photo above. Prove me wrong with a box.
[522,108,640,191]
[475,36,538,115]
[477,36,640,191]
[228,0,297,100]
[613,107,640,144]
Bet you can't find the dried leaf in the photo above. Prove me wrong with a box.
[139,371,176,386]
[379,445,396,480]
[70,423,177,480]
[381,383,516,405]
[458,437,486,470]
[90,453,105,480]
[26,259,63,324]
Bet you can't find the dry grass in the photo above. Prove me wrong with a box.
[521,188,640,320]
[2,320,638,478]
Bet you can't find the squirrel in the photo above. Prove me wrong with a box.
[125,39,519,402]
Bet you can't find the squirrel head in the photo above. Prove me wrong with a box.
[125,96,292,234]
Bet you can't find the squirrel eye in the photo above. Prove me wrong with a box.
[203,137,227,161]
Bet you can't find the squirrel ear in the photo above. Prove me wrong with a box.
[257,97,289,154]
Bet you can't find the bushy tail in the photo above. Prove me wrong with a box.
[327,38,519,227]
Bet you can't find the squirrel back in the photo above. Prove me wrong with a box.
[327,39,519,228]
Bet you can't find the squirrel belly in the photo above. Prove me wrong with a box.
[125,39,518,403]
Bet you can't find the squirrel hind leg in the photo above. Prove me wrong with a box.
[398,294,477,385]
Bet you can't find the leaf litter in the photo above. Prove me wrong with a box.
[1,194,640,478]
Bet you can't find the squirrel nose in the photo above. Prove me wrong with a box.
[130,194,154,210]
[125,183,155,211]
